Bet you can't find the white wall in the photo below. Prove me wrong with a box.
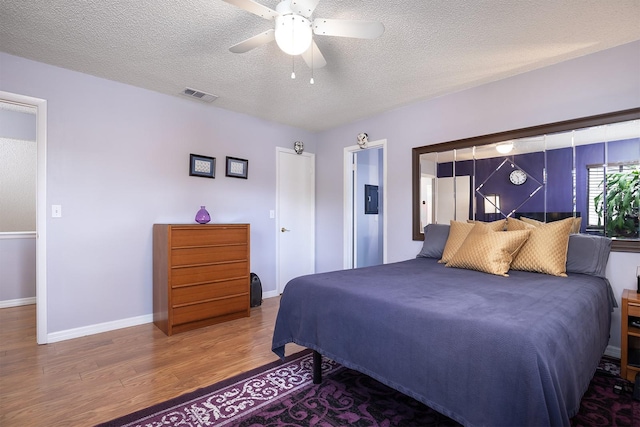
[315,40,640,352]
[0,52,316,335]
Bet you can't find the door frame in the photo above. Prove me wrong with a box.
[343,139,387,269]
[275,147,315,294]
[0,90,48,344]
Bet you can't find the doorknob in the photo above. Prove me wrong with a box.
[281,227,290,232]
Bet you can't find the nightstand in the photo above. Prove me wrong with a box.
[621,289,640,382]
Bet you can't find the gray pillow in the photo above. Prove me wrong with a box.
[416,224,450,259]
[565,234,612,278]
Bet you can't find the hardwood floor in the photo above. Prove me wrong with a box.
[0,298,303,426]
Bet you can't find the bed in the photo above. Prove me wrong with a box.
[272,221,615,426]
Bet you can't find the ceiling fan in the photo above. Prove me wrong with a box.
[222,0,385,70]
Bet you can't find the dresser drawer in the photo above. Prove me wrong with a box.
[171,261,248,286]
[173,295,248,325]
[171,226,247,247]
[171,245,247,266]
[172,278,248,305]
[629,303,640,318]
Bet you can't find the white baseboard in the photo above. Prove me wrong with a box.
[0,297,36,308]
[605,345,621,359]
[47,314,153,343]
[44,294,281,344]
[263,290,280,299]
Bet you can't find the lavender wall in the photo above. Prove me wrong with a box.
[1,39,638,352]
[0,237,36,303]
[315,40,640,353]
[0,108,36,140]
[0,52,316,334]
[0,106,37,302]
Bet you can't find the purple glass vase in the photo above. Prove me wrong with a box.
[195,206,211,224]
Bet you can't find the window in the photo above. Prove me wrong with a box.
[587,163,639,235]
[587,165,605,228]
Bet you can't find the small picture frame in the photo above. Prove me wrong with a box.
[226,156,248,179]
[189,154,215,179]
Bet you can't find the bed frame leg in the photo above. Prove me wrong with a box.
[313,350,322,384]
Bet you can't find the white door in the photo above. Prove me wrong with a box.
[276,148,315,293]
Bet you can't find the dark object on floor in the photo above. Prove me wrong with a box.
[250,272,262,307]
[614,379,634,395]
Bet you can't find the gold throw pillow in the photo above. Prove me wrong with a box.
[506,217,536,231]
[521,216,582,234]
[570,217,582,234]
[467,218,507,231]
[510,217,574,277]
[446,224,531,276]
[520,217,544,227]
[439,221,475,264]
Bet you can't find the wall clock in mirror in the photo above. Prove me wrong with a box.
[509,169,527,185]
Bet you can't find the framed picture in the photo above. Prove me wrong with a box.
[226,156,248,179]
[189,154,215,178]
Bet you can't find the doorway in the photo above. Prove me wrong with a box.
[343,140,387,269]
[0,90,48,344]
[276,147,315,293]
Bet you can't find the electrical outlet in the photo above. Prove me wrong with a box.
[52,205,62,218]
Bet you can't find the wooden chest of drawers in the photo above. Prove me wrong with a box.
[153,224,250,335]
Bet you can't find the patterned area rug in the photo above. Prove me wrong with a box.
[97,351,639,427]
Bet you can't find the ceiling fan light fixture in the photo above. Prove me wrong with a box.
[275,14,312,55]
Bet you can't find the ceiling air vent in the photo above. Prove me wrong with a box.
[181,87,218,103]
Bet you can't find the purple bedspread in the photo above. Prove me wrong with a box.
[272,258,612,426]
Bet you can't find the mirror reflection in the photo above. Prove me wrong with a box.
[413,109,640,252]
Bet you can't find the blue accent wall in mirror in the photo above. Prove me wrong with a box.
[412,108,640,253]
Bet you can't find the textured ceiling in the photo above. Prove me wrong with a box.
[1,0,639,132]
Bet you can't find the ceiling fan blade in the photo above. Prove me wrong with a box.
[301,40,326,69]
[290,0,320,17]
[313,18,384,39]
[221,0,279,20]
[229,29,275,53]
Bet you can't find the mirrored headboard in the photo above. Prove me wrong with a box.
[412,108,640,253]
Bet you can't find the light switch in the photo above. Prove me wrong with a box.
[52,205,62,218]
[269,210,275,219]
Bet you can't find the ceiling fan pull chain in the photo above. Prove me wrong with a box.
[291,55,296,79]
[310,39,315,84]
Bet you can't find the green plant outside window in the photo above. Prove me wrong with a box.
[594,167,639,238]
